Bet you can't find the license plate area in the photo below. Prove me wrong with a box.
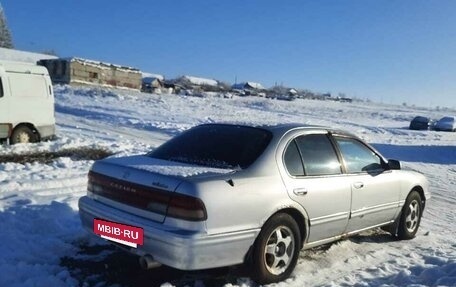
[93,218,144,248]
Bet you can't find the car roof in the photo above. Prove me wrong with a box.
[198,122,357,138]
[412,116,430,120]
[264,123,357,137]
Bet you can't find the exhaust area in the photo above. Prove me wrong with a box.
[139,255,162,269]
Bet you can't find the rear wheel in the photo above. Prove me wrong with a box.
[397,191,422,240]
[11,126,37,144]
[251,213,301,284]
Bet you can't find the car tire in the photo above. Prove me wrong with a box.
[397,191,422,240]
[11,126,37,144]
[251,213,301,284]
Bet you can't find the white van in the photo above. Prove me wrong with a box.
[0,61,55,144]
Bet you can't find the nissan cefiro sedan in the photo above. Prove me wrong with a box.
[78,123,430,284]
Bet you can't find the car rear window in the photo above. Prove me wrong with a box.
[149,124,272,169]
[413,116,429,123]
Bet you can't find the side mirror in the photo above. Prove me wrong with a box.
[387,159,401,170]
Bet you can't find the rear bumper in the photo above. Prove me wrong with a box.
[36,124,56,140]
[78,196,259,270]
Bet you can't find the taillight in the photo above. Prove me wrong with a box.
[167,193,207,221]
[87,171,170,214]
[87,171,207,221]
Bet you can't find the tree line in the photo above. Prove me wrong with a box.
[0,3,13,48]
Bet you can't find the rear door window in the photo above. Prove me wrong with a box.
[295,134,342,176]
[283,134,342,177]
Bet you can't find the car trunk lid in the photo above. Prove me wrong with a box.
[89,155,186,223]
[88,155,232,223]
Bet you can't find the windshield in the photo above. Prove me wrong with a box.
[149,124,272,169]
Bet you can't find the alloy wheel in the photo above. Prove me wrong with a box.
[405,199,420,233]
[264,226,295,275]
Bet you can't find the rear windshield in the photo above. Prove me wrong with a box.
[149,124,272,169]
[440,117,454,122]
[413,116,429,122]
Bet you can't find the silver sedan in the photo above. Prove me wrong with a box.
[78,123,430,284]
[434,116,456,131]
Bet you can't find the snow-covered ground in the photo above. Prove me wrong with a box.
[0,85,455,287]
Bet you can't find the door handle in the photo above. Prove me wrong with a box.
[293,188,308,196]
[353,182,364,189]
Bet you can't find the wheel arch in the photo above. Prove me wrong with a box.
[274,208,308,249]
[243,207,309,264]
[410,185,426,210]
[12,123,40,140]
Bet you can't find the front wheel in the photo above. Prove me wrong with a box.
[251,213,301,284]
[397,191,422,240]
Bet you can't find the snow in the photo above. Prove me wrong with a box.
[182,75,218,86]
[61,57,141,74]
[142,77,162,85]
[245,81,265,90]
[142,72,164,81]
[1,84,456,286]
[102,155,235,177]
[0,47,57,63]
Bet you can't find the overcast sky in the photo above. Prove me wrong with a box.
[3,0,456,108]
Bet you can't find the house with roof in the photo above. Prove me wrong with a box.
[171,75,225,93]
[231,81,266,96]
[232,81,265,91]
[38,57,142,90]
[141,72,165,93]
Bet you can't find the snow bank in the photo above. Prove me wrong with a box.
[0,158,97,287]
[0,202,80,287]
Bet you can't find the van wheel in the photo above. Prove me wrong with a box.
[11,126,37,144]
[251,213,301,284]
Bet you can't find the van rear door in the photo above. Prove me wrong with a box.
[7,72,53,128]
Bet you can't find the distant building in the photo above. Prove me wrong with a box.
[337,97,353,103]
[171,75,223,92]
[142,72,164,81]
[38,57,142,90]
[142,72,164,93]
[176,75,218,87]
[288,88,298,95]
[231,81,265,96]
[232,81,265,91]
